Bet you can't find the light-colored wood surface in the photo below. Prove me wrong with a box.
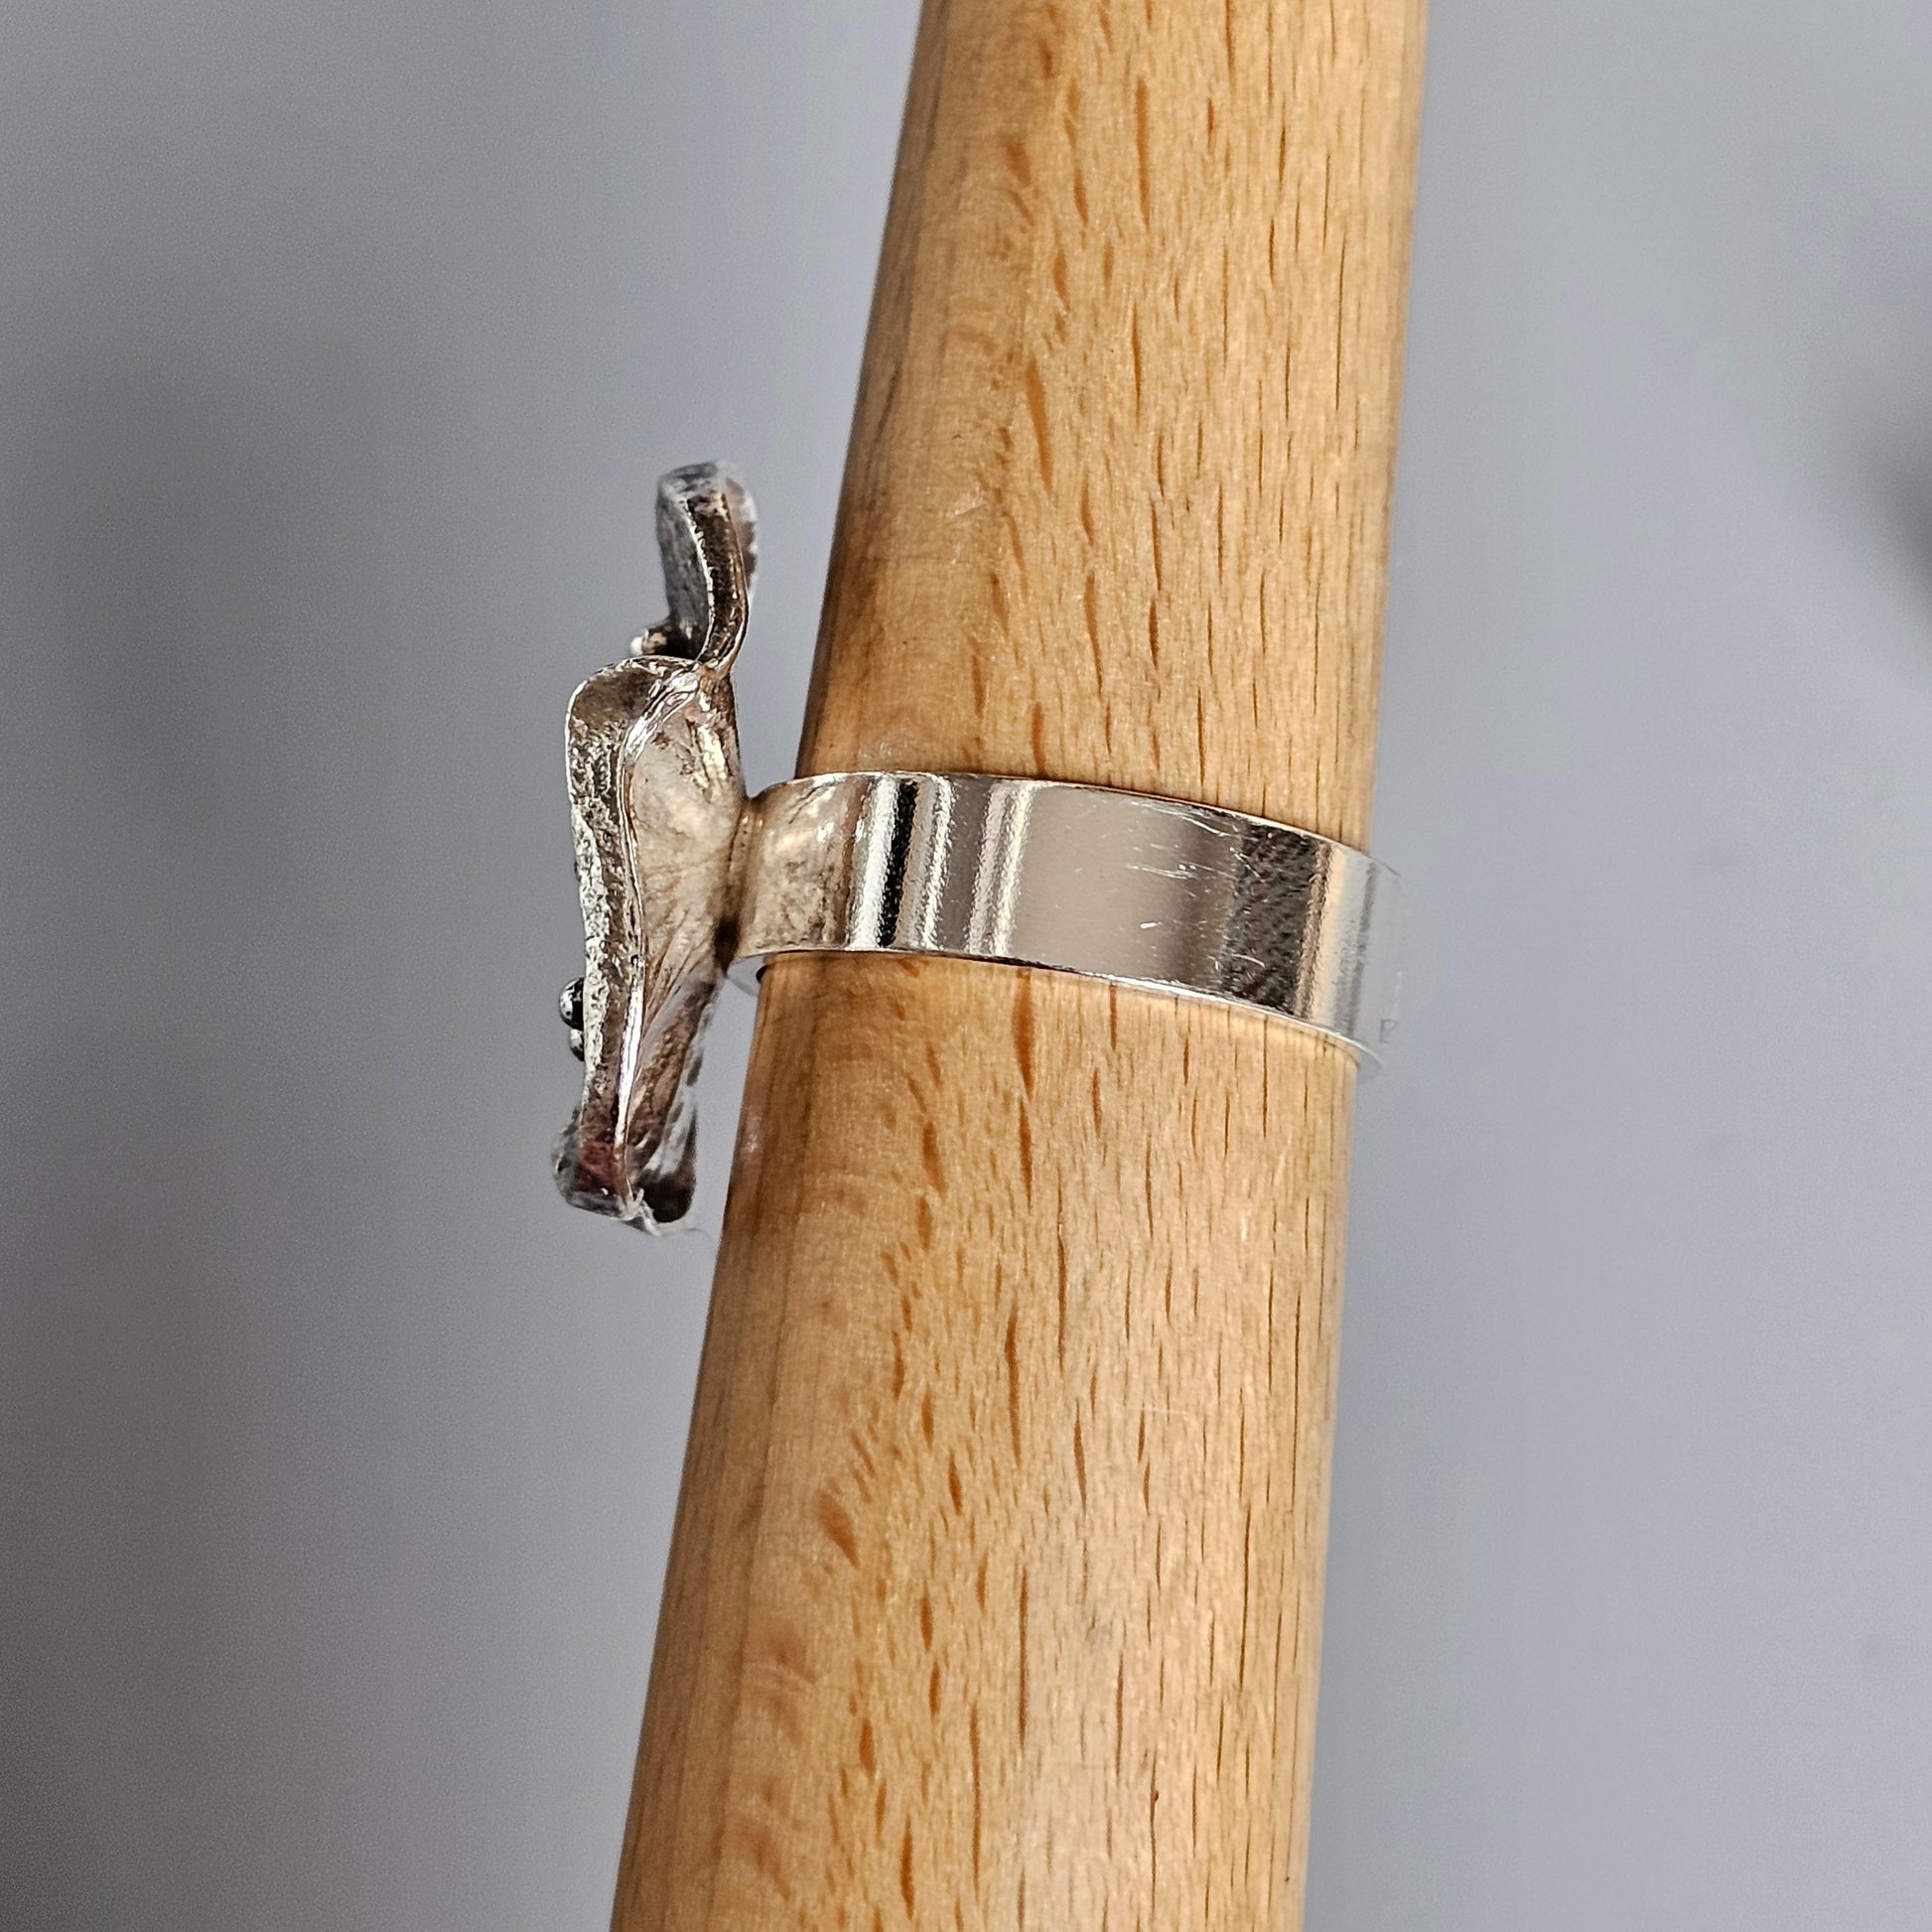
[612,2,1425,1928]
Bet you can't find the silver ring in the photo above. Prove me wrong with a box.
[738,771,1397,1057]
[554,465,1401,1232]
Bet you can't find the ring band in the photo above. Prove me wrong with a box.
[738,771,1398,1061]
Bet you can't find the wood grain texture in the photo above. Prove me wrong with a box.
[612,3,1425,1929]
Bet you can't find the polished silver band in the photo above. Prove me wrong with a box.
[737,771,1398,1060]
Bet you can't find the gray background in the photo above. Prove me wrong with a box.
[3,1,1930,1926]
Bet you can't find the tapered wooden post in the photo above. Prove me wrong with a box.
[612,2,1426,1927]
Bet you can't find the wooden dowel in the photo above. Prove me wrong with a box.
[612,3,1425,1928]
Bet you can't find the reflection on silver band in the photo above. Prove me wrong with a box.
[738,772,1398,1061]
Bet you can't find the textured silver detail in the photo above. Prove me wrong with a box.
[555,465,1397,1234]
[554,464,755,1230]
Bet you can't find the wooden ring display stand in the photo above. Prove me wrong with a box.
[612,3,1426,1926]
